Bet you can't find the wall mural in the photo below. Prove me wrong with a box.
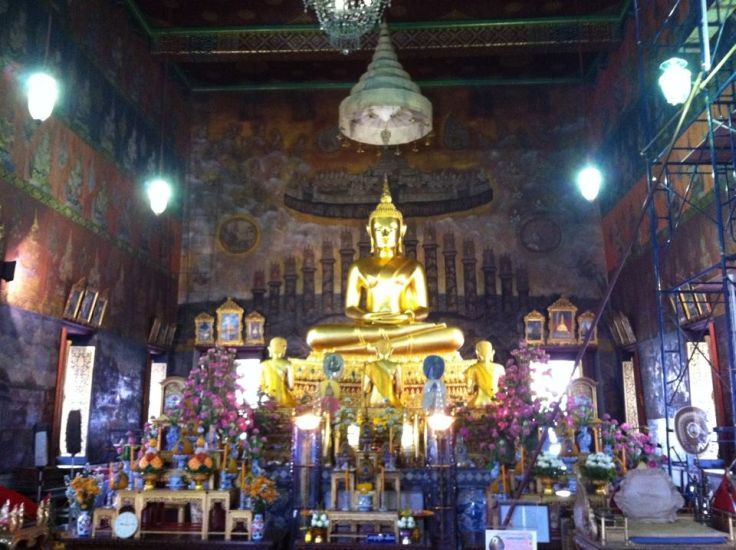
[179,88,608,359]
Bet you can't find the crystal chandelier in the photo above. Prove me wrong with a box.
[303,0,390,54]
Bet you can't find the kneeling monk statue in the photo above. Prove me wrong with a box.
[306,179,464,356]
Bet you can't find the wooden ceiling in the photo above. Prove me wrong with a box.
[124,0,630,92]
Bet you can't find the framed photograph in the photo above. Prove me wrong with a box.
[577,310,597,345]
[486,529,537,550]
[194,313,215,346]
[148,318,162,345]
[546,296,577,345]
[89,292,108,328]
[523,310,546,345]
[63,279,86,320]
[245,311,265,345]
[156,322,169,347]
[76,288,99,324]
[165,323,177,347]
[498,502,549,543]
[216,297,244,346]
[613,311,636,346]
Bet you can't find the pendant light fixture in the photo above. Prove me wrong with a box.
[303,0,390,54]
[27,13,59,121]
[146,65,173,215]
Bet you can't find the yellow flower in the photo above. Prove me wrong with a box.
[357,482,373,493]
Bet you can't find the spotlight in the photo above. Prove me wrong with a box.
[1,260,16,282]
[577,165,603,201]
[146,177,172,215]
[27,72,59,121]
[658,57,692,106]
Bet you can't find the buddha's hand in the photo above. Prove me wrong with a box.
[362,311,415,324]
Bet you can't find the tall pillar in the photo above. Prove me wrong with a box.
[321,240,335,315]
[423,226,439,310]
[499,254,513,313]
[482,248,497,312]
[252,270,266,313]
[284,256,298,315]
[404,223,418,260]
[268,262,282,318]
[358,230,371,259]
[339,230,354,308]
[443,232,458,312]
[516,265,530,312]
[462,239,478,317]
[302,247,316,318]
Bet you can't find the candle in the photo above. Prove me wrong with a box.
[240,460,246,490]
[389,426,393,456]
[413,414,419,461]
[156,426,162,451]
[380,466,385,494]
[501,464,508,495]
[222,443,229,471]
[345,466,350,492]
[520,447,526,469]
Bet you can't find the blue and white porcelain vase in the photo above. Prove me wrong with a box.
[576,426,592,454]
[251,512,265,541]
[76,509,92,537]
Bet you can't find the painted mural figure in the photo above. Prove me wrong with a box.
[464,340,505,407]
[306,177,464,355]
[259,337,296,407]
[363,336,401,407]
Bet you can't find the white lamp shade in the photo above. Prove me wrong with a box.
[427,411,454,432]
[146,177,172,215]
[577,165,603,201]
[295,412,321,431]
[27,72,59,121]
[346,423,360,449]
[658,57,692,106]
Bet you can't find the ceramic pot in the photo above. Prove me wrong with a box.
[357,492,374,512]
[76,509,92,537]
[251,512,265,541]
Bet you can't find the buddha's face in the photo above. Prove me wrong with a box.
[370,216,401,250]
[268,337,287,359]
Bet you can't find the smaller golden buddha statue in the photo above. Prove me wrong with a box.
[363,336,402,408]
[464,340,505,407]
[259,337,296,407]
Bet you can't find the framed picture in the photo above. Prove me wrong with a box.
[546,296,577,345]
[523,310,546,345]
[76,288,99,324]
[245,311,265,345]
[63,279,86,320]
[613,311,636,345]
[194,313,215,346]
[569,376,599,417]
[89,292,108,327]
[497,503,549,544]
[577,311,597,345]
[161,376,186,416]
[156,322,170,347]
[165,323,177,347]
[216,297,244,346]
[148,318,162,345]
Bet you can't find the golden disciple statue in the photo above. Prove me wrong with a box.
[464,340,505,407]
[363,337,402,407]
[260,337,296,407]
[306,179,464,355]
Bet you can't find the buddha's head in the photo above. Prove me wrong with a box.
[367,176,406,254]
[268,336,287,359]
[475,340,495,363]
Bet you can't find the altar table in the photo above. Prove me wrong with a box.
[326,510,398,542]
[114,489,233,540]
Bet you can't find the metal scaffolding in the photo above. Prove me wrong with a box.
[634,0,736,463]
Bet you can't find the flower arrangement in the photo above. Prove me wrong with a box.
[582,452,616,481]
[534,452,567,479]
[455,340,553,466]
[137,440,165,474]
[357,482,374,493]
[565,394,595,429]
[310,511,329,529]
[242,475,279,513]
[397,515,416,530]
[69,473,101,510]
[179,347,254,441]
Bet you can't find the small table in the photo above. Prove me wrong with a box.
[377,471,401,510]
[225,508,252,540]
[330,470,355,510]
[327,510,398,542]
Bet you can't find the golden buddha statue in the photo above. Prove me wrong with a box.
[464,340,505,407]
[363,337,402,407]
[306,179,464,356]
[260,337,296,407]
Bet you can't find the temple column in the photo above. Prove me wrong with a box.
[499,254,513,313]
[482,248,497,313]
[302,247,316,318]
[358,230,371,259]
[423,226,439,310]
[339,230,354,309]
[252,270,266,313]
[284,256,298,315]
[443,232,458,312]
[462,239,478,317]
[268,262,282,319]
[321,240,335,315]
[517,265,530,312]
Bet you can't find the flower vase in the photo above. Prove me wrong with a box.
[539,477,556,496]
[219,472,236,490]
[576,427,592,455]
[251,512,265,541]
[592,479,609,496]
[76,509,92,537]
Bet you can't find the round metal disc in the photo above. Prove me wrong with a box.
[674,406,710,455]
[323,353,344,379]
[422,355,445,380]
